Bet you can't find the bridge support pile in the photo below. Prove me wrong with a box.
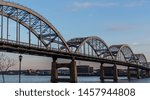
[51,57,77,83]
[146,70,150,77]
[136,68,140,79]
[127,66,131,80]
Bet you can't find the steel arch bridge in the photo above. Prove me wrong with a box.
[135,54,148,67]
[64,36,113,59]
[109,45,137,63]
[0,1,149,83]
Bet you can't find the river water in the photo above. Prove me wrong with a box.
[0,75,150,83]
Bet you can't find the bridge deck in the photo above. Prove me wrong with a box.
[0,41,149,71]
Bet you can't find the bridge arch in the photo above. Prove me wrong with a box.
[0,1,70,52]
[135,54,148,67]
[109,44,137,63]
[65,36,114,59]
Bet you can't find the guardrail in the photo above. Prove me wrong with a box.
[0,38,68,53]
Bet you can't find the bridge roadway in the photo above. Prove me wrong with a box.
[0,40,150,83]
[0,40,149,70]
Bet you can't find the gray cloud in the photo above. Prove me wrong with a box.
[105,25,135,32]
[124,0,145,7]
[131,42,150,47]
[71,2,118,11]
[70,0,145,11]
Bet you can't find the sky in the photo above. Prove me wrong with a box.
[1,0,150,70]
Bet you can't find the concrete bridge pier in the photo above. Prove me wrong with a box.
[51,57,58,83]
[127,66,131,80]
[113,64,118,82]
[140,70,144,78]
[70,58,77,83]
[51,57,77,83]
[100,63,118,82]
[146,70,150,77]
[136,68,140,79]
[100,63,104,82]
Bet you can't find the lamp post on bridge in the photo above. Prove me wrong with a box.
[19,55,23,83]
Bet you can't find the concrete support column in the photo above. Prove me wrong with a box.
[127,66,131,80]
[146,70,150,77]
[70,59,77,83]
[100,63,104,82]
[140,70,144,78]
[136,68,140,79]
[51,57,58,83]
[113,64,118,82]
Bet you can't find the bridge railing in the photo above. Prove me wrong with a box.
[0,38,69,53]
[0,38,45,48]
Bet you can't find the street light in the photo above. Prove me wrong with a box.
[19,55,23,83]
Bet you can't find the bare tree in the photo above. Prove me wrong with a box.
[0,53,16,83]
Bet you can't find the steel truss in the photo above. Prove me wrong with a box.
[135,54,149,67]
[65,36,113,59]
[110,45,137,63]
[0,1,69,52]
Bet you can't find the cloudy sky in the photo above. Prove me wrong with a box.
[2,0,150,70]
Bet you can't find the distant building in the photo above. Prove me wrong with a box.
[77,65,94,75]
[58,69,70,75]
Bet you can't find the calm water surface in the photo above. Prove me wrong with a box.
[0,75,150,83]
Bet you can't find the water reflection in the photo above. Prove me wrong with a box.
[0,75,150,83]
